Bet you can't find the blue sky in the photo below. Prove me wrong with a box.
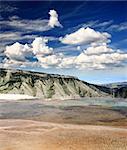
[0,1,127,84]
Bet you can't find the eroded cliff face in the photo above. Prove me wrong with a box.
[0,68,111,99]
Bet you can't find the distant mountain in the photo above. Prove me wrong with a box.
[113,87,127,98]
[102,82,127,98]
[0,68,111,100]
[102,82,127,89]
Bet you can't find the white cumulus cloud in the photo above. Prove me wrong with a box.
[5,42,32,61]
[58,56,76,68]
[4,37,53,63]
[32,37,53,56]
[60,27,111,45]
[84,44,113,55]
[48,10,62,28]
[75,46,127,70]
[37,53,63,68]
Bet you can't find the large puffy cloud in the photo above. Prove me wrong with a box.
[84,44,113,55]
[48,10,62,28]
[76,52,127,65]
[32,37,53,56]
[57,45,127,70]
[0,31,58,54]
[74,46,127,70]
[3,37,64,69]
[4,37,53,63]
[37,53,63,68]
[60,27,111,45]
[58,26,127,70]
[5,42,32,61]
[58,56,76,68]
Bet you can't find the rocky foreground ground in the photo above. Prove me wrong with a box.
[0,98,127,150]
[0,119,127,150]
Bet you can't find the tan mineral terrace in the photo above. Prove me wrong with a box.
[0,119,127,150]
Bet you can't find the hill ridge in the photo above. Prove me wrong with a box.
[0,68,126,99]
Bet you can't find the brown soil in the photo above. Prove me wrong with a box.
[0,119,127,150]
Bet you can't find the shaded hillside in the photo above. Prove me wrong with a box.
[113,87,127,98]
[103,82,127,98]
[0,68,111,99]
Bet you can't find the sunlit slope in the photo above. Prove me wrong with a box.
[0,68,111,99]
